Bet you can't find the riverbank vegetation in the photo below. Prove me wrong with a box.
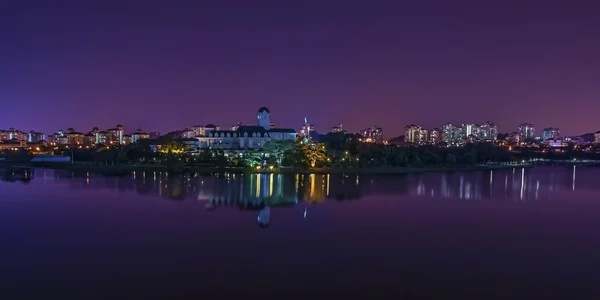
[2,132,600,174]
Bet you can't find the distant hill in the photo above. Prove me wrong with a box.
[575,132,595,142]
[388,135,404,145]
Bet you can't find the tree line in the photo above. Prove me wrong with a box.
[4,132,600,169]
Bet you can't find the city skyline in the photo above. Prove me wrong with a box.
[0,118,582,140]
[2,1,600,136]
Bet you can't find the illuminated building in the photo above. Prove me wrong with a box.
[441,123,458,143]
[517,123,535,140]
[429,128,441,144]
[331,125,344,133]
[461,124,476,138]
[106,125,125,145]
[64,128,84,146]
[27,131,45,142]
[96,131,108,144]
[183,124,220,138]
[257,107,270,130]
[507,132,521,144]
[131,129,150,143]
[84,133,96,146]
[88,127,101,144]
[0,139,26,150]
[48,130,69,145]
[360,125,383,143]
[489,123,499,140]
[0,128,27,141]
[196,107,296,151]
[122,135,132,145]
[544,138,566,148]
[0,130,8,140]
[181,128,197,138]
[541,127,560,140]
[105,125,125,144]
[594,131,600,144]
[299,123,315,139]
[404,125,426,144]
[477,122,498,140]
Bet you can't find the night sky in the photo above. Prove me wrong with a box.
[2,0,599,137]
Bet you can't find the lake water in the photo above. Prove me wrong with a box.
[2,166,600,298]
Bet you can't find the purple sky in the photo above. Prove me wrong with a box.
[1,0,599,137]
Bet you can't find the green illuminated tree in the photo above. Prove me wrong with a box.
[262,140,297,166]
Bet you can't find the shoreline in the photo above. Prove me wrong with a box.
[0,161,535,175]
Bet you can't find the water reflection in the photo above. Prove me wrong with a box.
[8,167,598,205]
[1,168,34,183]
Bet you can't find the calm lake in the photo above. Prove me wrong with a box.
[2,166,600,298]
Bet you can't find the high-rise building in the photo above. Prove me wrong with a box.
[64,128,84,146]
[27,131,45,142]
[405,125,426,144]
[361,125,383,143]
[487,122,498,140]
[541,127,560,140]
[507,132,521,144]
[123,135,132,145]
[429,128,441,144]
[420,128,428,144]
[331,125,344,133]
[84,133,96,146]
[106,125,125,144]
[49,130,69,145]
[131,129,150,143]
[517,123,535,140]
[441,123,458,143]
[186,125,220,137]
[475,122,498,140]
[1,128,27,141]
[461,124,476,138]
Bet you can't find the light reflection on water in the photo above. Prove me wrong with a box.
[3,165,600,298]
[2,166,595,205]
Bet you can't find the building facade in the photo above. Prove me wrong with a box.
[360,125,383,143]
[27,131,45,143]
[131,129,150,143]
[441,123,456,143]
[429,128,441,144]
[105,125,125,145]
[405,125,426,144]
[518,123,535,140]
[331,125,344,133]
[541,127,560,140]
[195,107,296,151]
[478,122,498,140]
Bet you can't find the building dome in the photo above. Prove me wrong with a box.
[205,124,217,128]
[258,107,270,113]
